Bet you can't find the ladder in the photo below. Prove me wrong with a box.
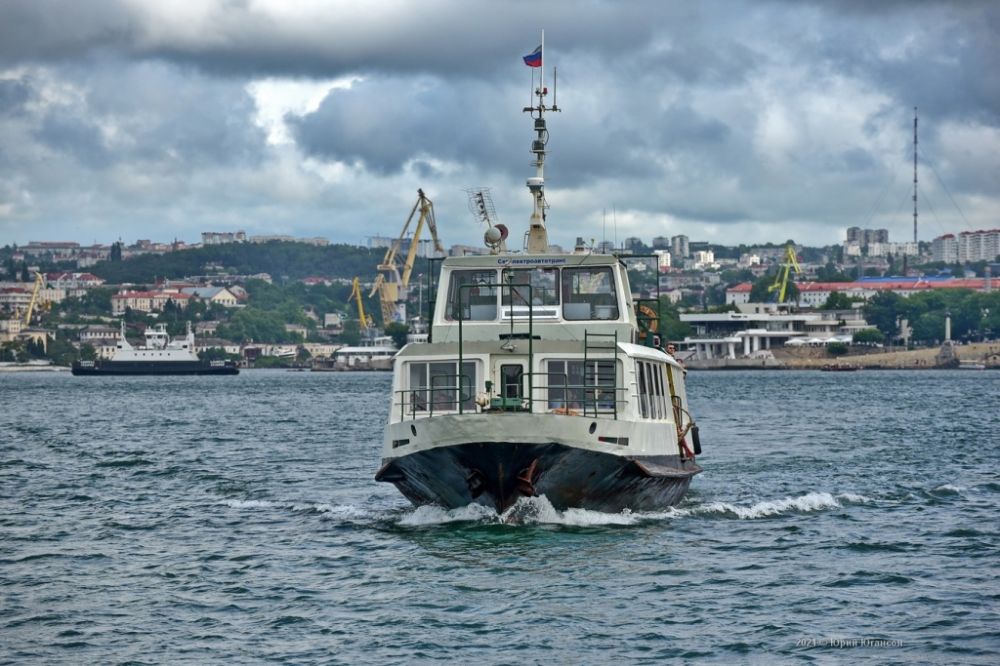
[583,330,618,419]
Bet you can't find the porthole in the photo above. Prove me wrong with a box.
[410,424,417,437]
[589,422,597,434]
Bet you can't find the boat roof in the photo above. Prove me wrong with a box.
[441,253,621,270]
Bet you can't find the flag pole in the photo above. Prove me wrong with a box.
[540,29,545,99]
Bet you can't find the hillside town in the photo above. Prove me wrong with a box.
[2,224,999,370]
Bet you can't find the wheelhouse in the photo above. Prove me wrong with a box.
[389,254,690,433]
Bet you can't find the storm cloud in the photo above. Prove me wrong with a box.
[0,0,997,249]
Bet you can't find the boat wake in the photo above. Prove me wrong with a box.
[398,496,642,527]
[678,491,870,520]
[394,491,872,527]
[219,491,871,528]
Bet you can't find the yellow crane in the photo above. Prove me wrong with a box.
[767,244,802,304]
[370,189,444,325]
[349,277,373,331]
[23,271,46,326]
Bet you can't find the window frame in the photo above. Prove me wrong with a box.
[561,266,620,321]
[444,269,499,321]
[546,358,617,411]
[407,360,478,413]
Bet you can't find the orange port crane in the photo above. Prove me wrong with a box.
[369,189,444,325]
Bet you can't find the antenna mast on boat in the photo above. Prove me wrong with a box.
[523,30,559,253]
[913,106,918,244]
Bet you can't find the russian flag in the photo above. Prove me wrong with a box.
[523,45,542,67]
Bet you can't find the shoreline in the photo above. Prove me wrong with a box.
[682,341,1000,371]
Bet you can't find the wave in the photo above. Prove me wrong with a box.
[677,492,870,520]
[396,491,870,527]
[397,496,646,527]
[222,491,871,527]
[221,499,374,521]
[398,503,498,526]
[222,499,278,509]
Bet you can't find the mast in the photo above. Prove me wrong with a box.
[523,31,559,254]
[913,106,918,244]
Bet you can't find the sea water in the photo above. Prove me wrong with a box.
[1,370,997,663]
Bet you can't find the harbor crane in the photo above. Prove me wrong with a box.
[768,244,802,304]
[369,189,444,326]
[23,271,46,325]
[349,277,373,331]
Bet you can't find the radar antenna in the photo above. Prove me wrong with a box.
[467,188,508,254]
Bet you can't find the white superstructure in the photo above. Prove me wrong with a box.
[111,321,199,362]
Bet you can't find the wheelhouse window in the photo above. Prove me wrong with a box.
[501,268,560,319]
[501,268,560,306]
[561,267,619,320]
[408,361,477,412]
[546,359,616,411]
[445,270,498,321]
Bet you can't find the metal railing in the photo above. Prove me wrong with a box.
[392,371,475,421]
[393,276,632,422]
[521,370,627,419]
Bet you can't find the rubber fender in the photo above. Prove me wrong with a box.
[691,425,702,455]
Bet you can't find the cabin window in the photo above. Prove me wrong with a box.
[445,270,498,321]
[561,267,619,320]
[501,268,560,306]
[407,360,477,412]
[636,360,669,420]
[652,364,666,419]
[637,361,649,418]
[546,359,616,411]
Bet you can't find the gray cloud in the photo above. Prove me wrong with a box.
[0,0,997,249]
[0,76,31,114]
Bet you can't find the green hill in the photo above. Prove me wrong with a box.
[89,241,382,284]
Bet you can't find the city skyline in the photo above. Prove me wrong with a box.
[1,1,998,250]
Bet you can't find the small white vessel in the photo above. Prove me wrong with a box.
[332,334,398,371]
[72,321,238,375]
[375,48,702,513]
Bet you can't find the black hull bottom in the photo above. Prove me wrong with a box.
[376,442,701,514]
[71,361,239,376]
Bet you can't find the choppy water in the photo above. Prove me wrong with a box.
[1,369,998,664]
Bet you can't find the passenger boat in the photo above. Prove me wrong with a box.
[72,321,238,376]
[375,54,702,513]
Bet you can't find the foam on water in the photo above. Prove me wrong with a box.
[393,492,870,527]
[223,499,277,509]
[680,491,870,520]
[398,502,498,526]
[503,496,643,526]
[224,500,372,521]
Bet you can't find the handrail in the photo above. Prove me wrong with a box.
[394,371,475,421]
[584,330,619,419]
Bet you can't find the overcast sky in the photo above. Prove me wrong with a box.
[1,0,997,251]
